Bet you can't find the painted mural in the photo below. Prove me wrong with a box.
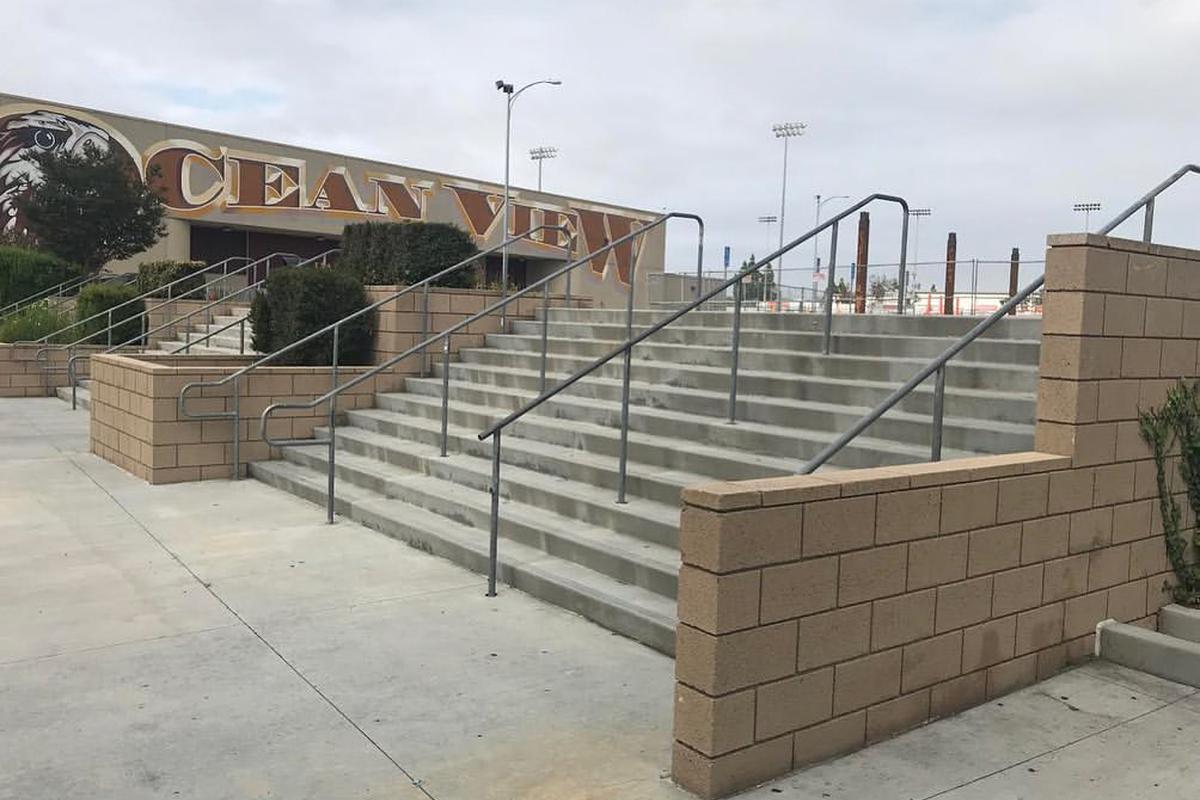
[0,101,653,285]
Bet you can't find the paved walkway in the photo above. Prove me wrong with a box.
[3,397,1199,800]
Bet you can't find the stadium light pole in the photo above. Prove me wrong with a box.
[496,78,561,330]
[772,122,806,302]
[529,145,558,191]
[757,215,777,298]
[907,208,931,309]
[1073,201,1101,232]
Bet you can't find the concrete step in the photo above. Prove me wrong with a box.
[55,382,90,410]
[416,367,1033,455]
[447,355,1036,426]
[249,457,677,654]
[1097,619,1200,689]
[543,307,1042,340]
[510,319,1042,366]
[480,333,1039,393]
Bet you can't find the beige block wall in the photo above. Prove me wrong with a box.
[671,234,1190,799]
[89,353,399,484]
[0,343,100,397]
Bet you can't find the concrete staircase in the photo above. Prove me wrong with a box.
[152,305,257,356]
[249,308,1040,654]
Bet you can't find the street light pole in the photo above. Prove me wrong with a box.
[813,194,849,310]
[1073,201,1101,232]
[529,145,558,191]
[772,122,806,303]
[496,78,561,331]
[756,215,777,302]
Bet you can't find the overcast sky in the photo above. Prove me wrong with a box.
[4,0,1199,291]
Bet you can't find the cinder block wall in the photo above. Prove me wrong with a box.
[671,234,1192,799]
[0,344,101,397]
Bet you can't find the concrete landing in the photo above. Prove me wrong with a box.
[3,397,1198,800]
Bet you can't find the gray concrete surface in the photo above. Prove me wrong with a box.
[4,397,1200,800]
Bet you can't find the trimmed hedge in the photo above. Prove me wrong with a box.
[249,266,374,366]
[75,282,142,345]
[135,260,210,297]
[0,301,75,343]
[341,221,479,287]
[0,246,82,307]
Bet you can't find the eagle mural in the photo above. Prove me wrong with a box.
[0,109,140,234]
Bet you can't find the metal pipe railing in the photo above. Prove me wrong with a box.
[176,224,578,488]
[56,250,328,410]
[474,194,906,593]
[1099,164,1200,241]
[253,212,704,536]
[0,271,115,322]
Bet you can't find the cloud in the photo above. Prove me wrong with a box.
[2,0,1198,290]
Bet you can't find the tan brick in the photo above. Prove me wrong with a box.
[836,467,912,497]
[755,668,834,740]
[1161,338,1198,378]
[1069,507,1113,554]
[1088,544,1131,591]
[1184,300,1200,337]
[1021,515,1070,564]
[992,564,1045,617]
[930,670,987,718]
[672,736,792,800]
[797,604,872,672]
[1040,335,1123,380]
[678,566,761,635]
[760,557,837,624]
[1048,468,1095,514]
[1063,590,1109,639]
[996,474,1050,524]
[1167,256,1200,299]
[792,711,866,769]
[962,615,1016,672]
[1113,500,1153,544]
[1014,603,1065,655]
[681,481,761,511]
[986,653,1039,698]
[1121,338,1162,379]
[872,590,936,651]
[738,474,840,507]
[675,622,798,695]
[680,505,802,573]
[1145,297,1184,337]
[1044,553,1090,601]
[1103,294,1146,336]
[902,631,963,692]
[866,689,930,743]
[833,649,902,715]
[968,524,1021,576]
[1096,380,1141,422]
[1092,462,1136,506]
[876,487,942,543]
[936,575,994,633]
[908,533,968,591]
[1072,422,1119,467]
[1127,252,1169,295]
[674,683,755,757]
[803,496,876,557]
[1045,245,1128,292]
[838,543,907,606]
[1042,291,1104,335]
[1147,572,1176,615]
[941,481,999,534]
[1107,580,1148,622]
[1129,537,1168,579]
[1037,379,1098,425]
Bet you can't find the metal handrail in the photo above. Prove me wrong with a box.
[0,271,113,321]
[176,225,570,478]
[57,250,333,409]
[254,212,704,528]
[472,194,906,594]
[802,163,1200,473]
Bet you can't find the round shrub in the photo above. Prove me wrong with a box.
[0,246,82,308]
[135,260,210,297]
[75,282,143,345]
[0,301,75,343]
[249,266,374,366]
[340,221,479,287]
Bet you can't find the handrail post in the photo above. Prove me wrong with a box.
[327,325,339,524]
[239,318,245,355]
[616,261,636,505]
[930,365,946,462]
[539,281,550,394]
[728,274,743,424]
[1143,197,1155,243]
[823,220,839,355]
[896,209,910,314]
[106,309,113,346]
[420,283,431,378]
[487,430,502,597]
[231,375,241,480]
[694,218,706,306]
[68,356,77,410]
[440,335,451,457]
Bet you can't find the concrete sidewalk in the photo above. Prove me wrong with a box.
[3,397,1200,800]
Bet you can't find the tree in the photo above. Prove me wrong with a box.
[16,142,165,273]
[740,255,776,302]
[834,278,850,301]
[869,275,900,302]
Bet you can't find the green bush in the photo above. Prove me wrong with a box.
[0,301,75,343]
[0,246,82,308]
[75,282,143,345]
[135,260,210,297]
[249,266,374,366]
[340,221,479,287]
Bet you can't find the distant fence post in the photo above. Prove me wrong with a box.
[854,212,869,313]
[943,232,957,315]
[1008,247,1020,315]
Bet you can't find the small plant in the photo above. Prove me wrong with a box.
[1139,380,1200,605]
[135,260,209,296]
[75,282,142,345]
[249,266,374,366]
[0,301,74,343]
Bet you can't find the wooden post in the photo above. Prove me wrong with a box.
[854,212,869,313]
[943,232,957,315]
[1008,247,1020,315]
